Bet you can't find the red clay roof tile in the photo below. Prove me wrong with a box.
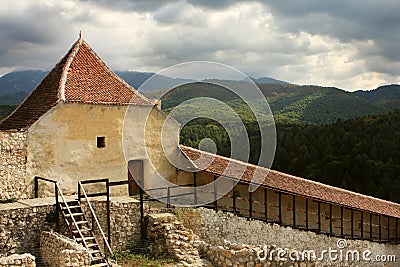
[0,37,154,130]
[180,145,400,219]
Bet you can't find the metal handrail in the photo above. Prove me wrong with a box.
[56,184,94,261]
[34,177,94,260]
[34,176,61,230]
[78,181,114,257]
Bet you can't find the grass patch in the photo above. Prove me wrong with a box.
[114,251,176,267]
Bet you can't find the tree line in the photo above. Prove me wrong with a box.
[180,109,400,203]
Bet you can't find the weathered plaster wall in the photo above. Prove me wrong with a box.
[0,131,28,200]
[40,231,91,267]
[178,208,400,267]
[26,103,179,196]
[144,108,181,188]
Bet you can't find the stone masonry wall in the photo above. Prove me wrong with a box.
[0,131,28,200]
[177,208,400,267]
[0,198,56,258]
[146,212,310,267]
[39,231,91,267]
[0,253,35,267]
[199,240,301,267]
[0,196,142,262]
[145,212,306,267]
[79,196,142,252]
[146,213,211,266]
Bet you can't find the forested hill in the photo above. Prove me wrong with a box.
[0,70,48,104]
[273,110,400,203]
[162,81,400,203]
[149,81,397,124]
[355,84,400,109]
[1,77,399,203]
[0,105,16,120]
[180,109,400,203]
[2,70,400,124]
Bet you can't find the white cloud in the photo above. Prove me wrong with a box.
[0,0,398,90]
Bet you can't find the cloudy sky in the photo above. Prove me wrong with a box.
[0,0,399,91]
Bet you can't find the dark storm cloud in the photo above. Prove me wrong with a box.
[0,8,58,46]
[1,0,398,88]
[81,0,400,60]
[264,0,400,73]
[0,2,92,70]
[266,0,400,41]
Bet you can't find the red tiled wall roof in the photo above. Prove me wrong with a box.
[180,145,400,219]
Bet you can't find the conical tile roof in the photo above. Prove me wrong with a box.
[0,37,154,130]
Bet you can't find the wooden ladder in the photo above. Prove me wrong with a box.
[59,200,109,267]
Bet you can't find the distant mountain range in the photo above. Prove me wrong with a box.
[145,82,400,124]
[250,76,288,84]
[1,70,400,124]
[0,70,288,104]
[354,84,400,110]
[0,70,48,104]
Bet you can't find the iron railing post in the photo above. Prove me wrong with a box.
[278,192,282,224]
[264,188,268,222]
[306,198,309,230]
[213,176,217,211]
[34,176,38,198]
[379,215,382,241]
[351,209,354,239]
[55,183,59,232]
[248,190,253,220]
[329,204,333,235]
[139,186,145,239]
[361,211,364,239]
[293,195,296,227]
[193,172,197,206]
[370,213,373,240]
[78,184,81,202]
[106,179,111,248]
[341,207,344,237]
[318,201,321,232]
[78,181,113,257]
[233,182,236,214]
[167,187,171,208]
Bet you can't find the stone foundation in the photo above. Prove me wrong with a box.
[177,208,400,267]
[0,198,56,258]
[0,131,28,201]
[39,231,91,267]
[0,254,35,267]
[76,196,142,252]
[146,212,309,267]
[0,196,142,263]
[146,213,211,267]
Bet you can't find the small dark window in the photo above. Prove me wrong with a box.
[97,136,106,148]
